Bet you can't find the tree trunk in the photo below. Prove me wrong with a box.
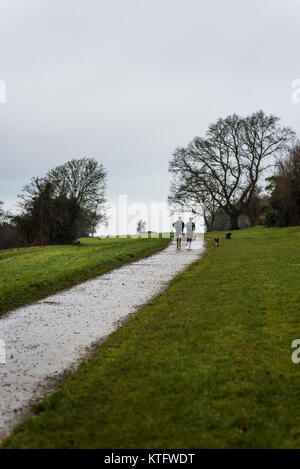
[204,213,215,232]
[230,214,240,230]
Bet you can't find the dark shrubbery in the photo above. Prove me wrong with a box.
[265,210,278,227]
[11,157,107,247]
[0,222,18,249]
[0,201,18,249]
[266,144,300,228]
[13,181,81,246]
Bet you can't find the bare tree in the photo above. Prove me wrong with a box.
[0,201,4,221]
[0,201,17,249]
[169,176,218,231]
[266,143,300,227]
[47,157,107,211]
[87,204,108,237]
[47,157,107,235]
[16,158,108,244]
[0,200,12,224]
[169,111,295,230]
[136,219,146,234]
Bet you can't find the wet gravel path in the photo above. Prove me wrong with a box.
[0,238,205,441]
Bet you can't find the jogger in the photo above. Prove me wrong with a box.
[173,217,185,249]
[186,218,196,249]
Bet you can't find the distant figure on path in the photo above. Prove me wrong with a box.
[186,218,196,249]
[173,217,185,249]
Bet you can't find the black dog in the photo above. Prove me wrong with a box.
[214,238,220,247]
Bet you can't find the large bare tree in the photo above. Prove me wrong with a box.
[47,157,107,210]
[169,111,295,230]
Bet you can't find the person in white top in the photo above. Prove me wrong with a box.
[185,218,195,249]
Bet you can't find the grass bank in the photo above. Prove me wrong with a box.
[2,226,300,448]
[0,235,171,316]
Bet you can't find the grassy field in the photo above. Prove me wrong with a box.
[0,235,171,316]
[2,226,300,449]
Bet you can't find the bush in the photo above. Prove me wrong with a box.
[0,223,18,249]
[265,210,278,227]
[14,195,80,246]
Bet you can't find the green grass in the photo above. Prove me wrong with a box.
[2,226,300,449]
[0,235,171,316]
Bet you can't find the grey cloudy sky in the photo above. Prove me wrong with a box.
[1,0,300,213]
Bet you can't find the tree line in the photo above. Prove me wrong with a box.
[0,158,107,249]
[1,111,299,250]
[265,144,300,227]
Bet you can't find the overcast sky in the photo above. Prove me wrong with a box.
[1,0,300,216]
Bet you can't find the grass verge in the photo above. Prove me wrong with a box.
[0,235,171,316]
[2,226,300,448]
